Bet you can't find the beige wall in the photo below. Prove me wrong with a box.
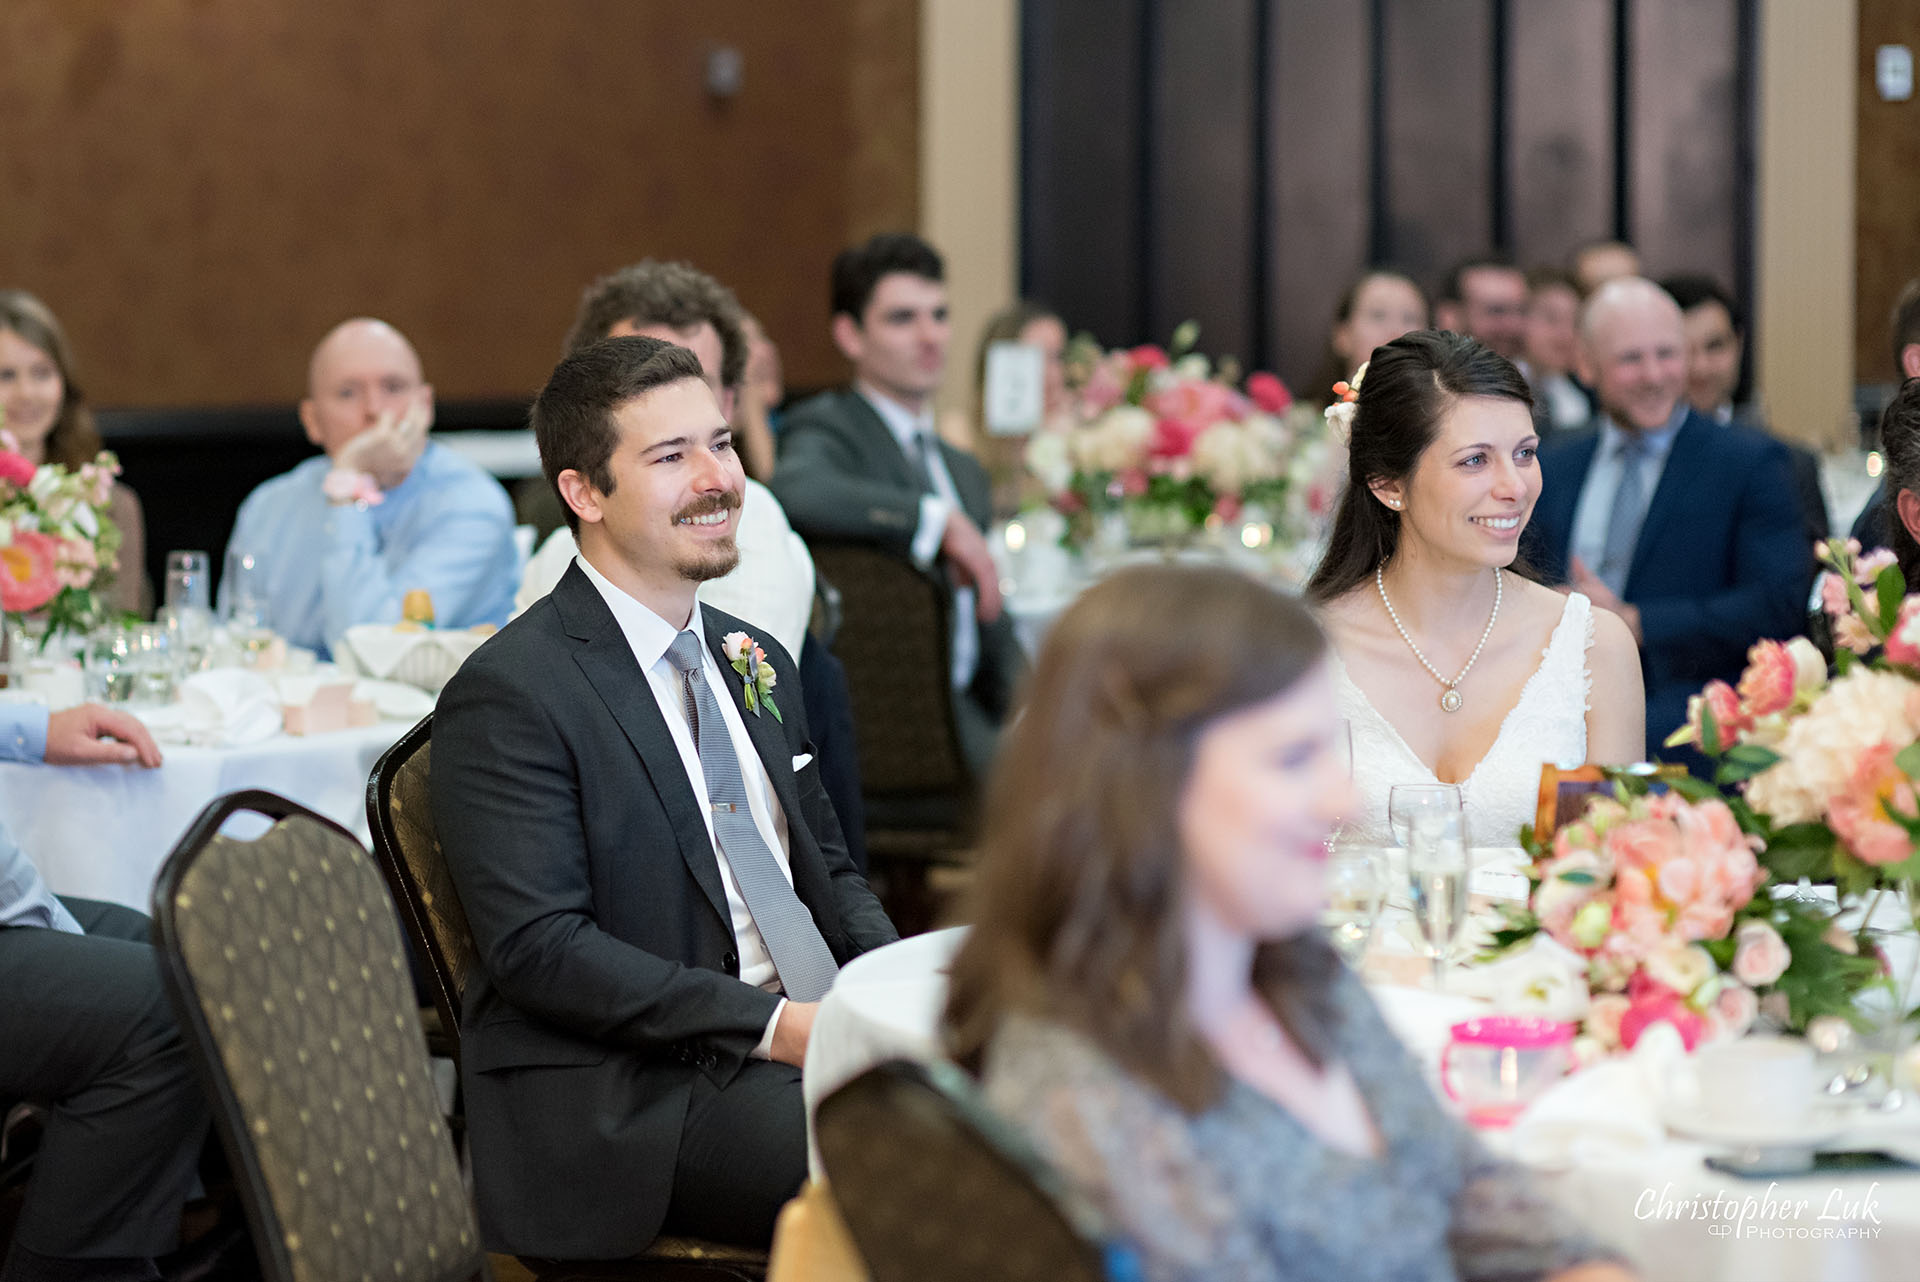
[1755,0,1858,447]
[920,0,1019,419]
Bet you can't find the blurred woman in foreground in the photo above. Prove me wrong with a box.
[942,564,1631,1282]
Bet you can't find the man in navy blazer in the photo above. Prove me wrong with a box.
[1522,277,1810,762]
[432,337,895,1256]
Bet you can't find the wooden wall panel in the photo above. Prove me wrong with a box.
[0,1,918,406]
[1509,0,1615,271]
[1382,0,1493,289]
[1630,0,1740,284]
[1856,0,1920,383]
[1270,0,1370,392]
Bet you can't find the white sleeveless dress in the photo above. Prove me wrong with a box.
[1332,592,1593,850]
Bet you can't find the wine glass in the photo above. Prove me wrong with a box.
[1388,784,1469,990]
[223,549,274,662]
[1321,843,1386,965]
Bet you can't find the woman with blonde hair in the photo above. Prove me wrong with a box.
[943,563,1631,1282]
[0,290,148,614]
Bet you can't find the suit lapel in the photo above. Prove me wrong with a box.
[555,566,731,929]
[1626,413,1707,591]
[838,390,923,491]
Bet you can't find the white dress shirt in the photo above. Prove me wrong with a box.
[575,553,795,1054]
[516,479,817,661]
[1569,405,1687,583]
[856,383,980,690]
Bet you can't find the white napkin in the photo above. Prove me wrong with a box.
[352,678,434,722]
[152,668,282,748]
[334,625,488,693]
[1506,1022,1684,1169]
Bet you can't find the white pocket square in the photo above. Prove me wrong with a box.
[791,752,815,772]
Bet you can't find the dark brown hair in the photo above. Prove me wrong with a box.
[830,232,944,322]
[1308,269,1430,408]
[564,260,748,390]
[0,290,102,467]
[1305,330,1534,603]
[1880,377,1920,585]
[942,564,1342,1113]
[532,336,707,535]
[1891,279,1920,376]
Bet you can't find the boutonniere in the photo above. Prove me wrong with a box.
[722,631,783,722]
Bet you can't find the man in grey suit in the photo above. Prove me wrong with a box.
[431,338,895,1256]
[770,233,1025,774]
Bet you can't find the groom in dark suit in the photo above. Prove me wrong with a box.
[1524,276,1809,762]
[431,337,895,1256]
[770,233,1025,773]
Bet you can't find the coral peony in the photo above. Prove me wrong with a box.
[1825,740,1920,866]
[0,529,61,612]
[1737,640,1799,716]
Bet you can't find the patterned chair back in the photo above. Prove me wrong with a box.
[368,714,478,1058]
[814,1060,1139,1282]
[152,790,483,1282]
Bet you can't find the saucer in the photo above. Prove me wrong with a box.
[1660,1104,1846,1151]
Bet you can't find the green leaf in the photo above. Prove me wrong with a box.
[743,683,758,714]
[1699,701,1722,757]
[1761,823,1839,882]
[1879,564,1906,633]
[1556,870,1598,885]
[1835,647,1857,676]
[1894,740,1920,783]
[1663,774,1722,804]
[1716,743,1783,784]
[767,696,784,725]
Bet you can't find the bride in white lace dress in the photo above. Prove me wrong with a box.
[1306,331,1644,848]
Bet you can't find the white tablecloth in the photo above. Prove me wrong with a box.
[3,720,413,911]
[804,926,1920,1282]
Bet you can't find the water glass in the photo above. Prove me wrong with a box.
[129,623,176,704]
[84,627,137,704]
[164,550,213,613]
[224,549,275,661]
[1390,784,1468,990]
[1321,844,1386,965]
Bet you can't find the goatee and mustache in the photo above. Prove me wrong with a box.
[673,490,743,582]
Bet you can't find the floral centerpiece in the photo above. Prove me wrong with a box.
[1023,324,1330,558]
[0,427,124,653]
[1484,783,1877,1061]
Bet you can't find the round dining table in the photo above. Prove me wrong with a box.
[805,925,1920,1282]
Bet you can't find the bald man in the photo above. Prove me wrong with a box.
[222,319,518,655]
[1521,278,1809,762]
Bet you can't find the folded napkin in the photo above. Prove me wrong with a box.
[139,668,283,748]
[334,625,489,693]
[1506,1022,1683,1169]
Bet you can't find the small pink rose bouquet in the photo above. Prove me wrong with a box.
[1487,784,1876,1058]
[1025,323,1320,551]
[0,428,123,646]
[722,630,781,722]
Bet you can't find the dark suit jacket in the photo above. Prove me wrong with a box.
[1523,410,1812,758]
[430,563,896,1257]
[771,387,1025,720]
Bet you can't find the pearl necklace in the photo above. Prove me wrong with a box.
[1375,565,1501,713]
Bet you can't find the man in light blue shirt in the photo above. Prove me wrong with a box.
[222,318,518,657]
[0,702,214,1282]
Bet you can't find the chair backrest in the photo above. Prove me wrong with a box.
[367,714,477,1057]
[807,541,970,798]
[152,790,483,1282]
[814,1060,1138,1282]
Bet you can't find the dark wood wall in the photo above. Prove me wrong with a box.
[1857,0,1920,384]
[0,1,919,407]
[1023,0,1754,394]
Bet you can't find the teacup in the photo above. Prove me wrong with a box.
[1691,1036,1816,1127]
[1440,1015,1575,1127]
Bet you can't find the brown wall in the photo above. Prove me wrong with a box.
[0,1,918,407]
[1857,0,1920,383]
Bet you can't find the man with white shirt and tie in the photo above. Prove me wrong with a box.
[1524,277,1808,763]
[771,233,1026,774]
[431,336,895,1257]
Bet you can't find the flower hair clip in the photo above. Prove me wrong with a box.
[1322,360,1368,446]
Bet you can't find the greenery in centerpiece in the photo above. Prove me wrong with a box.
[0,423,124,651]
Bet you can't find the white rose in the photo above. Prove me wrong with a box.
[1785,637,1828,697]
[1644,942,1717,997]
[1024,430,1072,495]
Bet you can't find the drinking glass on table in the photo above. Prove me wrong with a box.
[162,550,214,674]
[84,625,137,704]
[1388,784,1469,990]
[1321,843,1386,965]
[223,549,274,661]
[128,623,176,704]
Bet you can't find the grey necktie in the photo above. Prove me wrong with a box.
[664,630,838,1002]
[906,431,939,495]
[1598,434,1649,596]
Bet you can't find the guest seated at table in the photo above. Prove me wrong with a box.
[1867,376,1920,587]
[936,299,1069,516]
[1521,267,1593,434]
[1308,331,1643,847]
[1847,277,1920,551]
[0,702,216,1282]
[1307,268,1428,407]
[221,318,517,657]
[0,291,148,616]
[433,336,895,1256]
[943,565,1633,1282]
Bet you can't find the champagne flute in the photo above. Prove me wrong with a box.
[223,549,274,661]
[1321,843,1386,965]
[1389,784,1468,990]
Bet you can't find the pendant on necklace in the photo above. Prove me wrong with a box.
[1440,687,1463,713]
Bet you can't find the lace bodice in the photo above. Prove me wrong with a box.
[1333,592,1593,849]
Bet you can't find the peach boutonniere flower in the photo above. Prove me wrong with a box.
[722,630,782,722]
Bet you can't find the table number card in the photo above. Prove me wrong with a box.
[983,341,1045,435]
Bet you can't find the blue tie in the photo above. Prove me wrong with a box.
[665,631,838,1001]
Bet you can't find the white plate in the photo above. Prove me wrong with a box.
[1660,1105,1847,1150]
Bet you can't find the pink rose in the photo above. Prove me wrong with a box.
[1148,417,1203,459]
[1731,920,1791,986]
[0,451,33,489]
[1244,371,1292,414]
[1713,982,1759,1039]
[1818,570,1851,620]
[1212,494,1243,524]
[1683,680,1751,746]
[0,530,61,613]
[1586,993,1632,1050]
[1886,597,1920,668]
[1619,978,1707,1050]
[1737,640,1798,715]
[1080,362,1125,414]
[1127,344,1170,371]
[722,631,751,663]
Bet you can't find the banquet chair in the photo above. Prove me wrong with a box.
[807,540,977,932]
[813,1060,1142,1282]
[366,734,771,1281]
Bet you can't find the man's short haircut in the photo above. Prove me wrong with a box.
[533,336,707,536]
[830,232,944,322]
[1439,253,1520,304]
[1525,264,1579,297]
[1659,274,1743,334]
[564,260,748,390]
[1892,279,1920,371]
